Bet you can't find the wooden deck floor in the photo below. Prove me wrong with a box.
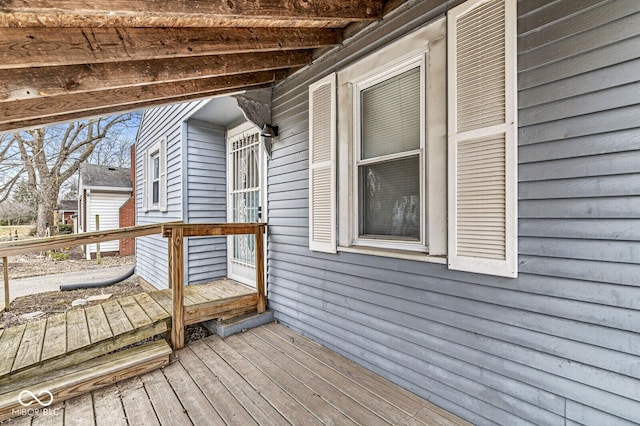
[0,279,257,381]
[4,323,470,426]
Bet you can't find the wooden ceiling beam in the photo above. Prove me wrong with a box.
[0,0,382,28]
[0,27,342,69]
[1,83,274,132]
[0,69,292,131]
[1,51,312,102]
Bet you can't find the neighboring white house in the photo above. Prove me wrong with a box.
[78,163,133,259]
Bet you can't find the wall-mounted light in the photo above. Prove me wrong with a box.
[260,124,279,138]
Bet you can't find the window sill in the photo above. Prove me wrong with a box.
[337,245,447,264]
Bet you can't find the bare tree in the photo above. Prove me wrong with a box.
[0,114,138,235]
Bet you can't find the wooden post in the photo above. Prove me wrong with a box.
[95,214,101,264]
[170,228,184,350]
[3,257,9,312]
[255,225,266,313]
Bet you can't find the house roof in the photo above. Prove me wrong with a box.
[80,164,132,190]
[0,0,396,132]
[57,199,77,211]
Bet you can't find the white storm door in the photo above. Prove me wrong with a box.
[227,123,266,286]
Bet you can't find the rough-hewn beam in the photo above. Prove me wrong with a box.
[1,51,311,101]
[0,70,291,131]
[0,0,382,27]
[0,27,342,69]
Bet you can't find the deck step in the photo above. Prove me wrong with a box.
[0,339,172,422]
[0,294,170,384]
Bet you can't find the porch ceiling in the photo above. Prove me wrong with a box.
[0,0,400,132]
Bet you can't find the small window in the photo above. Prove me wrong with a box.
[151,152,160,206]
[353,59,426,251]
[142,137,167,213]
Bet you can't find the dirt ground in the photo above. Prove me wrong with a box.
[6,246,135,279]
[0,247,210,343]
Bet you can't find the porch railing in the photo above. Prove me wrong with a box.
[0,222,267,350]
[161,222,266,349]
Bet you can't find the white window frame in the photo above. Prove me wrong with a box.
[150,150,161,207]
[143,137,167,213]
[337,18,448,262]
[351,55,427,252]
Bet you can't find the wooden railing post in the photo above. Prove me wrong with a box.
[255,225,266,313]
[169,227,184,350]
[3,257,9,312]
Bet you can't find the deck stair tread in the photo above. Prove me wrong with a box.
[0,339,172,422]
[0,280,257,384]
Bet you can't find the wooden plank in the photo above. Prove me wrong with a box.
[32,401,64,426]
[188,340,289,426]
[176,347,257,426]
[133,293,170,323]
[255,225,266,313]
[0,223,163,258]
[183,294,258,326]
[205,336,322,425]
[1,51,310,102]
[101,300,134,336]
[148,291,173,314]
[249,328,426,426]
[119,377,161,426]
[183,286,210,305]
[162,222,267,238]
[0,341,171,422]
[161,359,223,425]
[92,387,127,426]
[226,334,357,425]
[118,296,153,329]
[64,393,95,426]
[139,369,193,426]
[12,319,46,372]
[0,324,26,376]
[40,313,67,361]
[66,309,91,352]
[240,331,392,425]
[0,70,289,129]
[0,27,341,69]
[85,304,113,344]
[170,227,185,350]
[263,324,430,415]
[184,284,223,301]
[0,0,381,27]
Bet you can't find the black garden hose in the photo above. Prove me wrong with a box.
[59,265,135,291]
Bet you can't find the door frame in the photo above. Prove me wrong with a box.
[226,121,267,286]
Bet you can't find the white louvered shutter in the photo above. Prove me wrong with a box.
[447,0,517,277]
[308,73,337,253]
[142,150,149,212]
[159,137,168,212]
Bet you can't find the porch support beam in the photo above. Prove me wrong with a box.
[169,227,184,350]
[0,51,311,102]
[0,70,290,132]
[0,27,340,69]
[0,0,382,28]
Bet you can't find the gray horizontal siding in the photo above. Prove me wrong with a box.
[185,119,227,283]
[135,100,206,289]
[267,0,640,424]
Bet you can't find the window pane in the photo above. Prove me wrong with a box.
[152,181,159,205]
[361,67,421,159]
[153,155,160,179]
[360,156,420,239]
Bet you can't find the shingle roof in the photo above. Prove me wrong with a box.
[58,199,78,211]
[80,164,132,189]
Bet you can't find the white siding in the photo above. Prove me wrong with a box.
[85,191,130,255]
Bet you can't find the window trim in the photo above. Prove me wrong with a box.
[143,137,167,213]
[150,150,160,207]
[351,55,428,252]
[336,18,448,260]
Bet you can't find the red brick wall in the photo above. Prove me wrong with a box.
[118,144,136,256]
